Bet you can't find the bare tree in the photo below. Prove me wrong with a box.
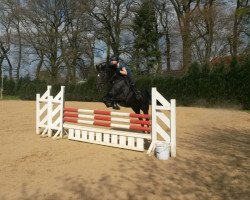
[90,0,135,60]
[61,0,94,83]
[230,0,249,58]
[0,0,13,79]
[22,0,70,84]
[191,0,217,64]
[156,0,173,71]
[7,0,23,80]
[169,0,201,72]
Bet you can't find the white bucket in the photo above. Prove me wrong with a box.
[155,141,170,160]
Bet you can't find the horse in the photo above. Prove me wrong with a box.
[95,62,150,117]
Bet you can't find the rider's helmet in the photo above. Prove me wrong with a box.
[109,55,120,69]
[110,55,120,62]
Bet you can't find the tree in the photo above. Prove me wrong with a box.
[230,0,249,58]
[61,0,94,83]
[191,0,217,64]
[169,0,200,72]
[156,0,173,71]
[133,0,161,74]
[7,0,23,81]
[22,0,69,84]
[90,0,135,60]
[0,0,14,79]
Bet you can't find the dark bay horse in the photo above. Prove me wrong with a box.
[95,62,150,116]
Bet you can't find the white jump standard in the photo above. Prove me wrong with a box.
[36,86,176,157]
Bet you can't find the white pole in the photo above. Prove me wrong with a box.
[47,95,53,137]
[36,94,41,134]
[170,99,176,157]
[60,86,65,138]
[147,87,157,154]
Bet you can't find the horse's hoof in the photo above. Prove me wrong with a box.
[103,102,112,108]
[112,105,120,110]
[106,104,112,108]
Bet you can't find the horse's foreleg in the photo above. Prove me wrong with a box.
[102,94,112,108]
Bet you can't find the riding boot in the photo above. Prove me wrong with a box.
[130,84,142,100]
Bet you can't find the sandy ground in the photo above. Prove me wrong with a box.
[0,100,249,200]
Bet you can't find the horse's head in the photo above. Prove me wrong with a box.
[96,61,119,92]
[96,62,108,92]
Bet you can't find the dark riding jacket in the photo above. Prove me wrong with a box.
[115,61,135,85]
[115,61,132,77]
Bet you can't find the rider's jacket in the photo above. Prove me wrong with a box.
[115,61,132,78]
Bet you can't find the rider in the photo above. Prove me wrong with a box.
[109,55,142,101]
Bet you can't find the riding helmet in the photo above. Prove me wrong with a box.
[110,55,120,62]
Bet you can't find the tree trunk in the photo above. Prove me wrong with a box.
[155,43,162,74]
[232,0,240,59]
[204,1,214,63]
[6,55,13,79]
[50,30,59,84]
[35,55,44,80]
[133,48,140,73]
[111,40,120,56]
[165,29,171,71]
[0,57,3,83]
[0,44,12,79]
[106,39,111,64]
[90,41,95,75]
[157,1,171,71]
[154,11,162,75]
[181,15,192,71]
[51,66,58,85]
[170,0,197,72]
[71,58,77,83]
[16,22,22,81]
[50,52,58,84]
[66,64,70,83]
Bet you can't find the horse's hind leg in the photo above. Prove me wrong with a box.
[102,94,112,108]
[131,107,140,117]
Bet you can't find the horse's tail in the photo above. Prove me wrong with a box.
[141,89,151,105]
[146,89,151,104]
[140,89,151,118]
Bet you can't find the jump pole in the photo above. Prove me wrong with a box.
[36,85,176,157]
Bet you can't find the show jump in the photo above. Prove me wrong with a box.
[36,86,176,157]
